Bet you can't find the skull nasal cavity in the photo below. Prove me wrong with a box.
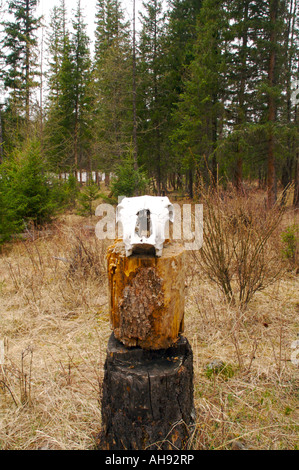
[136,209,151,237]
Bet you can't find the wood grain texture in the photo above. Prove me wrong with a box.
[107,240,186,349]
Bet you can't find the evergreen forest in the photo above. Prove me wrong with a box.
[0,0,298,238]
[0,1,299,451]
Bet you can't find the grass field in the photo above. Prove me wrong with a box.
[0,189,298,450]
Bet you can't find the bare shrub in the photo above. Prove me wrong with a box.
[0,346,34,407]
[68,234,107,280]
[193,186,285,308]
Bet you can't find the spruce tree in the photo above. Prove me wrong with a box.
[249,0,290,207]
[44,0,71,172]
[281,0,299,197]
[44,0,92,176]
[171,0,230,191]
[92,0,132,178]
[162,0,203,192]
[71,0,92,177]
[164,0,202,108]
[46,1,67,103]
[226,0,252,190]
[138,0,167,194]
[0,0,41,138]
[0,139,60,230]
[0,175,19,243]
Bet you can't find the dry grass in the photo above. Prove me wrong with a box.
[0,193,298,450]
[185,272,299,450]
[0,215,111,450]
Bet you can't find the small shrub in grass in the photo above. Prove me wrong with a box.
[0,140,78,244]
[0,140,61,235]
[49,174,79,213]
[0,179,20,243]
[193,185,285,308]
[204,360,236,380]
[110,148,149,198]
[1,140,56,228]
[77,181,101,217]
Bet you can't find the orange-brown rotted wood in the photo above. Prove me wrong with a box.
[107,240,186,350]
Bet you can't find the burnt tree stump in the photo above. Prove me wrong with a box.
[98,333,195,450]
[97,222,195,451]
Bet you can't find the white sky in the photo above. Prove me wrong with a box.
[0,0,162,103]
[37,0,147,50]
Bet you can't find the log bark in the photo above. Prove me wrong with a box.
[107,241,186,350]
[98,333,195,450]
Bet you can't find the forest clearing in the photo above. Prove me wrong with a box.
[0,182,298,450]
[0,0,298,451]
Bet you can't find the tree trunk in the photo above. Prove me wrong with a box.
[98,333,195,451]
[234,155,243,193]
[281,0,297,204]
[294,94,299,207]
[294,151,299,207]
[267,132,276,208]
[25,0,30,125]
[132,0,138,170]
[267,0,279,209]
[234,0,249,193]
[74,101,79,181]
[293,58,299,207]
[188,169,193,199]
[211,113,218,185]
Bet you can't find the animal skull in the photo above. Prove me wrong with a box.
[116,195,174,257]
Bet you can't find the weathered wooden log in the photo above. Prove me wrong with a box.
[98,333,195,450]
[107,240,186,350]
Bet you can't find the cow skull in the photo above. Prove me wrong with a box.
[116,196,174,257]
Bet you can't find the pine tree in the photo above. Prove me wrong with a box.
[138,0,167,194]
[266,0,282,207]
[92,0,132,177]
[71,0,92,177]
[95,0,126,57]
[220,0,268,190]
[162,0,203,193]
[171,0,230,192]
[164,0,202,107]
[249,0,290,207]
[44,0,92,176]
[44,0,71,172]
[0,0,41,136]
[170,0,296,201]
[281,0,298,202]
[226,0,251,190]
[46,1,67,103]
